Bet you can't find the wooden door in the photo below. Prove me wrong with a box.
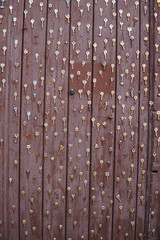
[0,0,159,239]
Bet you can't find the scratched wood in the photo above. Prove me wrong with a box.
[43,1,70,239]
[89,0,116,239]
[19,1,48,239]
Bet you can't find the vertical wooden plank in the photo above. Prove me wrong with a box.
[0,1,10,239]
[113,0,140,239]
[66,1,93,239]
[7,0,24,239]
[148,169,160,239]
[144,0,154,238]
[0,0,24,239]
[19,1,48,239]
[135,0,150,239]
[89,0,116,239]
[43,1,70,239]
[148,1,160,239]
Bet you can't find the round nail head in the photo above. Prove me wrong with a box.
[70,89,74,95]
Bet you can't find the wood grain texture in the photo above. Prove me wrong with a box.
[0,1,159,240]
[66,1,93,239]
[113,1,140,239]
[89,1,116,239]
[43,1,70,239]
[19,1,48,239]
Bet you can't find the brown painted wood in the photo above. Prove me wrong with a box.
[0,1,24,239]
[66,1,93,239]
[7,0,25,239]
[149,151,160,239]
[153,0,160,112]
[148,0,160,238]
[19,1,48,239]
[135,1,150,239]
[43,1,70,239]
[0,2,10,239]
[149,116,160,240]
[113,1,140,239]
[144,0,155,239]
[0,1,159,240]
[89,1,116,239]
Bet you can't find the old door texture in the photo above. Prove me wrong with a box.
[0,0,160,239]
